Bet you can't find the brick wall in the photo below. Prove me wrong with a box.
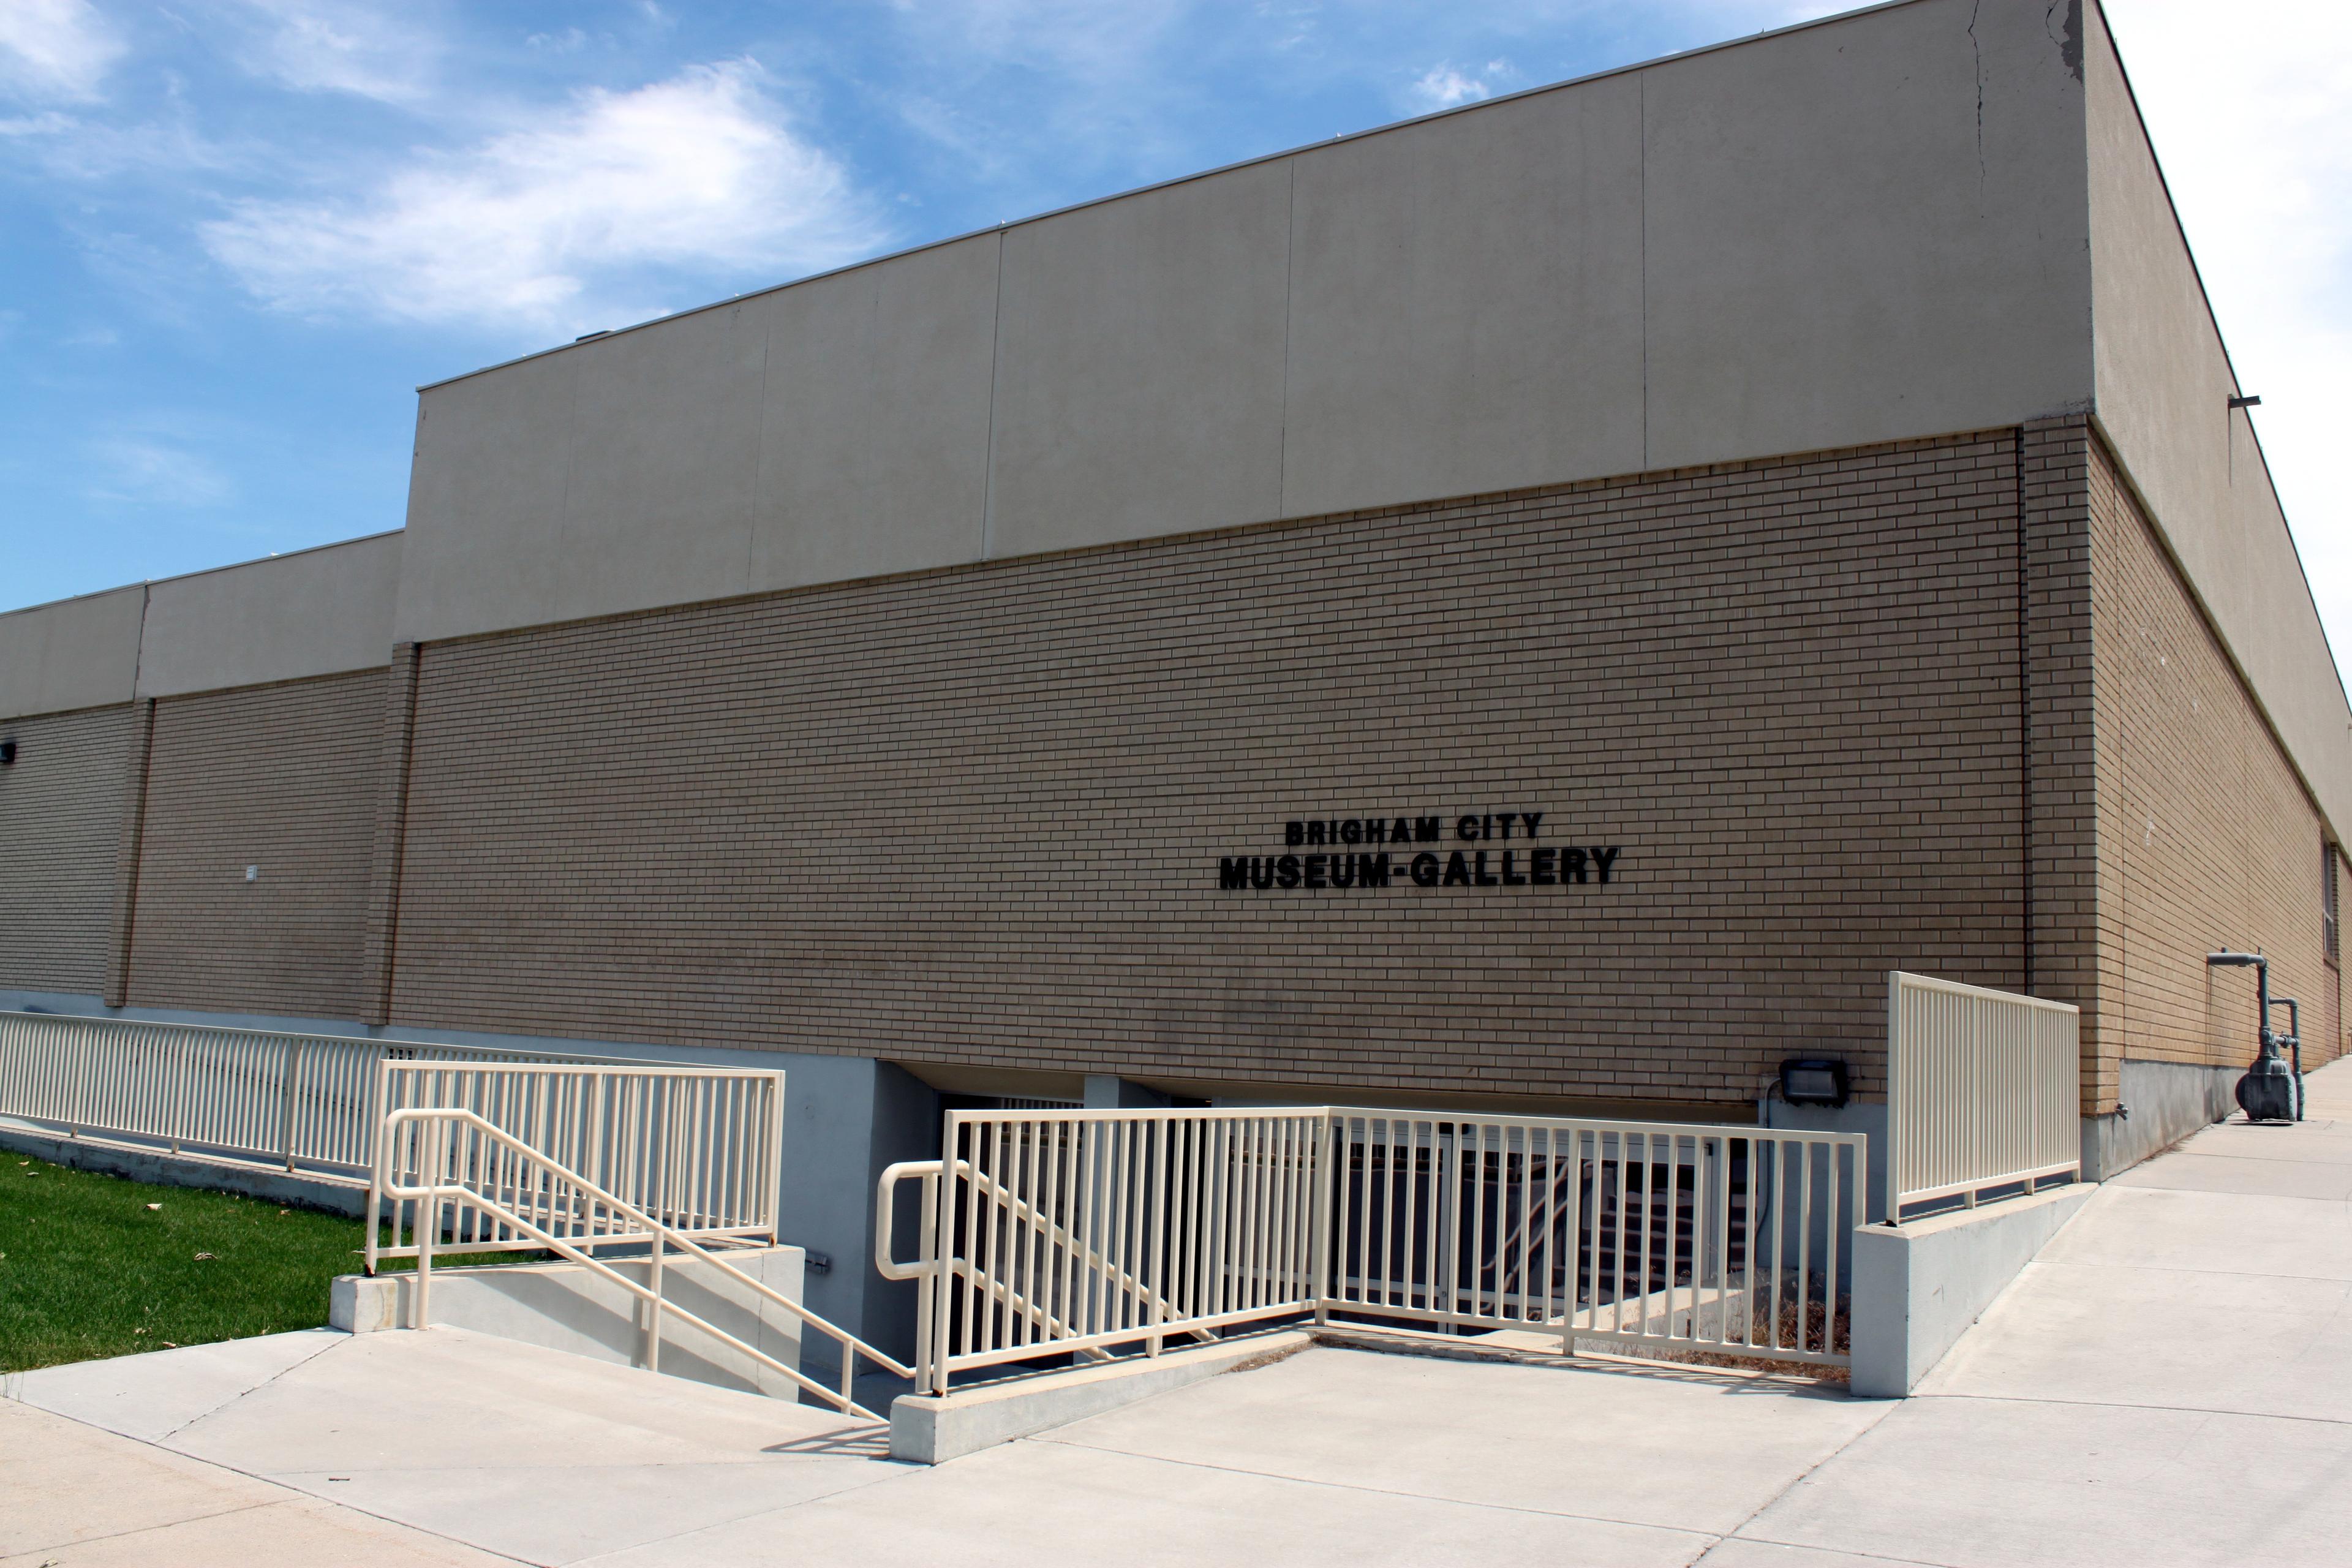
[2022,419,2108,1107]
[0,703,133,994]
[2087,435,2343,1104]
[388,432,2030,1109]
[123,670,386,1018]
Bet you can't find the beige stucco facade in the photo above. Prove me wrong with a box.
[393,0,2094,633]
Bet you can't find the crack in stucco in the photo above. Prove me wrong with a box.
[1967,0,1987,190]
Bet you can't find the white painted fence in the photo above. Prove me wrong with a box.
[0,1009,568,1178]
[1886,971,2080,1219]
[367,1060,784,1268]
[878,1106,1865,1393]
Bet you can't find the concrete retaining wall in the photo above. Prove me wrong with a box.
[0,1122,366,1215]
[1850,1183,2093,1398]
[889,1331,1310,1464]
[333,1246,808,1400]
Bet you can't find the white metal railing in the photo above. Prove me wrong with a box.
[0,1009,585,1179]
[367,1060,783,1268]
[878,1106,1865,1393]
[380,1105,910,1419]
[1887,971,2081,1219]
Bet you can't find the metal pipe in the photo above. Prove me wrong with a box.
[2209,951,2304,1121]
[2271,997,2304,1120]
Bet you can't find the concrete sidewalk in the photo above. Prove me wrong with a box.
[9,1060,2352,1566]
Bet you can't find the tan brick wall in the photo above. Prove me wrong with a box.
[123,669,386,1018]
[0,704,134,994]
[2086,435,2343,1105]
[2022,419,2108,1107]
[388,432,2031,1109]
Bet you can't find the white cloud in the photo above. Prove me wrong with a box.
[0,0,124,103]
[0,108,75,136]
[1408,64,1492,110]
[2104,1,2352,679]
[1406,58,1521,112]
[85,434,236,508]
[225,0,441,104]
[199,61,884,331]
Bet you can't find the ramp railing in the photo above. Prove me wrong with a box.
[1886,971,2081,1219]
[367,1060,783,1270]
[0,1009,588,1180]
[379,1104,910,1419]
[878,1106,1865,1393]
[1328,1114,1860,1366]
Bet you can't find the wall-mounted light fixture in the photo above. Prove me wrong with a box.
[1778,1057,1850,1108]
[244,865,260,883]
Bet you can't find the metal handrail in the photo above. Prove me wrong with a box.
[881,1106,1866,1394]
[0,1009,658,1178]
[382,1106,914,1420]
[366,1060,783,1273]
[1885,971,2082,1218]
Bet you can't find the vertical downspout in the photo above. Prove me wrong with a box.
[102,584,156,1009]
[2017,428,2034,995]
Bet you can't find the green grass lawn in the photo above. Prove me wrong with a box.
[0,1153,385,1373]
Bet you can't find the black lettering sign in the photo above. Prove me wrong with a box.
[1214,813,1619,894]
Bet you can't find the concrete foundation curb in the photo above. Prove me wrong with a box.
[889,1330,1313,1464]
[1850,1182,2095,1398]
[0,1123,366,1215]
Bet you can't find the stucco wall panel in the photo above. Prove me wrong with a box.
[1640,0,2091,473]
[557,301,769,626]
[0,704,134,993]
[985,158,1292,559]
[123,671,387,1019]
[398,350,578,644]
[137,534,401,700]
[1280,72,1645,520]
[0,587,144,722]
[752,235,999,594]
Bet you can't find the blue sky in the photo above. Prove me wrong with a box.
[3,2,2348,679]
